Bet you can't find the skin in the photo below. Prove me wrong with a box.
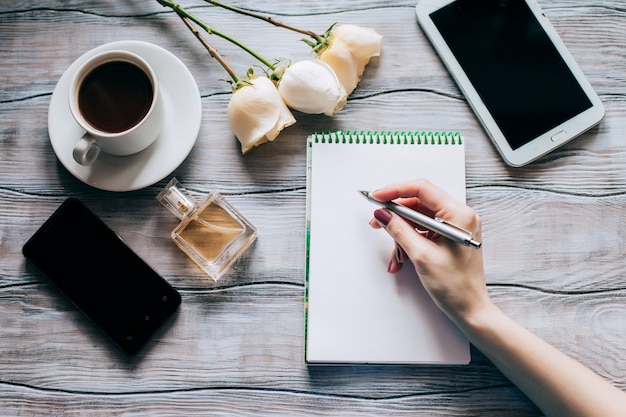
[369,178,626,417]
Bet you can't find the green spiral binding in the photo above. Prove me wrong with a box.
[311,131,462,145]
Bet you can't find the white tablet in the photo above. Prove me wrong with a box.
[416,0,605,167]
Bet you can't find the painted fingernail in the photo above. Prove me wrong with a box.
[374,208,392,226]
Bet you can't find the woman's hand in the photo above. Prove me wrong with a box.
[370,179,626,417]
[369,178,490,325]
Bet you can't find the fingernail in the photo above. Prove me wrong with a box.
[374,208,392,226]
[387,259,394,273]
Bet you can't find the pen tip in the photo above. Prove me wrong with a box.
[358,190,369,197]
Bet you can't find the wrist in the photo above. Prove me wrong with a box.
[451,298,501,337]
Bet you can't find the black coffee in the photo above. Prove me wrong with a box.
[78,61,153,133]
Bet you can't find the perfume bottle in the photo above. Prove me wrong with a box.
[157,178,257,281]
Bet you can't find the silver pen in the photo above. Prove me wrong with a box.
[359,190,481,249]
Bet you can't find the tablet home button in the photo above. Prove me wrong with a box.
[551,130,567,142]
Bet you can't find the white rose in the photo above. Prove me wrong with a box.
[318,24,382,95]
[227,76,296,154]
[277,60,347,116]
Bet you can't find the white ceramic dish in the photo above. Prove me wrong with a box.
[48,40,202,191]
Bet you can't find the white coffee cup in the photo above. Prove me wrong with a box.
[69,50,163,166]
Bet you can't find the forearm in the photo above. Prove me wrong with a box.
[456,303,626,417]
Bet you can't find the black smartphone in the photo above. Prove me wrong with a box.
[22,198,181,355]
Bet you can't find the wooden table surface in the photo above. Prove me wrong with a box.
[1,1,624,415]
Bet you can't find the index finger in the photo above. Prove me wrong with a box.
[371,178,464,217]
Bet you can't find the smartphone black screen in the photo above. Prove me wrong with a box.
[430,0,592,150]
[23,198,181,354]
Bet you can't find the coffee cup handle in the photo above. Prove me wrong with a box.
[73,135,101,166]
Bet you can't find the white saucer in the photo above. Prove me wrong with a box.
[48,40,202,192]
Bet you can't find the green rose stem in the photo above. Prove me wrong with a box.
[156,0,277,71]
[202,0,324,45]
[178,15,244,88]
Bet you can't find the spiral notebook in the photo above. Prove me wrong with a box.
[305,131,470,364]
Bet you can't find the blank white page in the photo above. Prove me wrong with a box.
[305,131,470,364]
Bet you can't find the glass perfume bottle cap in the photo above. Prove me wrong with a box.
[157,177,197,220]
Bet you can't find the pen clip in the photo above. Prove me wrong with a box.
[434,217,473,237]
